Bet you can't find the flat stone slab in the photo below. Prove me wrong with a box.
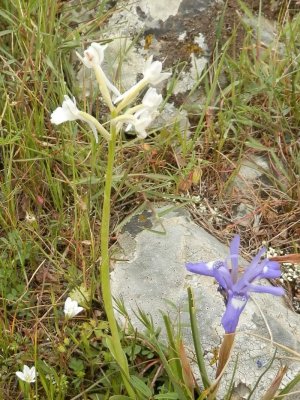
[111,206,300,399]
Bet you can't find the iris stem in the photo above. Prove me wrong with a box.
[216,333,235,379]
[100,114,135,398]
[207,333,236,400]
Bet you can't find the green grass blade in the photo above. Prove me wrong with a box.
[187,287,211,390]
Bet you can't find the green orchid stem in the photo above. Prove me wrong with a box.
[100,117,135,398]
[79,111,111,142]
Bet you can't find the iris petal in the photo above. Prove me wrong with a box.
[234,247,267,292]
[229,234,240,283]
[221,293,248,333]
[213,262,233,291]
[186,261,215,277]
[247,284,285,296]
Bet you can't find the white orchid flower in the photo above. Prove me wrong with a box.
[125,87,162,134]
[143,55,172,85]
[125,87,162,116]
[129,109,156,139]
[113,88,162,138]
[114,56,171,112]
[113,108,158,139]
[50,95,81,124]
[64,297,84,319]
[76,42,120,110]
[16,365,36,383]
[76,42,107,69]
[141,87,163,109]
[50,95,110,142]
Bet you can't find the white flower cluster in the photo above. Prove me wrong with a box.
[51,42,171,142]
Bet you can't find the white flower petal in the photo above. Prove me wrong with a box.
[16,365,36,383]
[50,106,76,124]
[64,297,84,318]
[16,371,25,381]
[77,42,107,68]
[50,95,79,125]
[85,120,99,143]
[149,72,172,86]
[142,88,162,109]
[104,74,121,98]
[143,57,171,85]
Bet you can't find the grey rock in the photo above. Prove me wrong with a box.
[233,155,270,191]
[242,15,285,54]
[111,205,300,399]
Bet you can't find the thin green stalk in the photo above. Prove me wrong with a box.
[100,120,135,398]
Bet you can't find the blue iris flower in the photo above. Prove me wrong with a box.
[186,235,285,333]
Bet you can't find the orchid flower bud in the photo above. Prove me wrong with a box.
[76,42,106,68]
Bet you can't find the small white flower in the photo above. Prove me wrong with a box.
[132,111,154,138]
[16,365,36,383]
[25,212,36,223]
[50,95,80,125]
[64,297,84,319]
[76,42,121,109]
[127,109,157,139]
[143,55,172,85]
[141,87,162,109]
[76,42,107,68]
[50,95,100,142]
[125,88,162,137]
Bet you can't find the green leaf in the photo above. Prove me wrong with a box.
[130,375,152,398]
[69,284,91,308]
[69,357,85,372]
[109,396,132,400]
[187,287,211,389]
[154,393,179,399]
[276,372,300,397]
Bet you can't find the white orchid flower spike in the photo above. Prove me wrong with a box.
[114,56,171,111]
[16,365,36,383]
[64,297,84,319]
[76,42,120,110]
[51,95,110,142]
